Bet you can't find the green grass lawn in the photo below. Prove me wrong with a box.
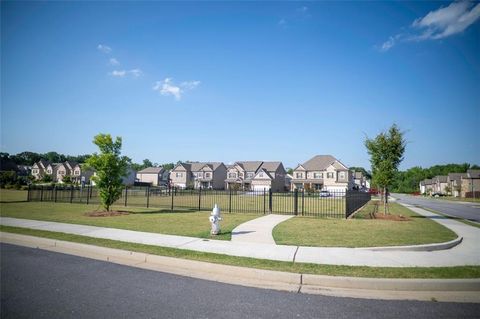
[273,201,457,247]
[2,225,479,279]
[0,190,257,240]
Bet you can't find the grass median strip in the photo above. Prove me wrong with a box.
[1,225,479,279]
[273,202,457,247]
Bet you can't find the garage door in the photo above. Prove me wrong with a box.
[253,185,271,191]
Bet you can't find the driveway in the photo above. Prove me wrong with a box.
[392,194,480,223]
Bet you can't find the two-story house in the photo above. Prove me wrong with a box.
[291,155,353,192]
[432,176,448,194]
[55,161,78,183]
[170,162,227,189]
[447,173,467,197]
[31,159,51,180]
[225,161,286,192]
[461,169,480,198]
[136,167,169,186]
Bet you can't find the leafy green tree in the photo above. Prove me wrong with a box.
[161,163,175,171]
[365,124,406,214]
[286,168,294,175]
[444,185,451,196]
[86,134,130,211]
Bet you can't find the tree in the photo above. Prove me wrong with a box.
[365,124,406,214]
[41,174,53,183]
[286,168,294,175]
[444,185,451,196]
[86,134,130,211]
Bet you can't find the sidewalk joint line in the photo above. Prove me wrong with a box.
[293,246,299,263]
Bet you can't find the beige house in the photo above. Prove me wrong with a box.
[460,170,480,198]
[353,171,367,190]
[31,159,50,180]
[447,173,467,197]
[225,161,286,192]
[170,162,227,189]
[432,176,448,194]
[136,167,169,186]
[31,160,93,184]
[291,155,353,192]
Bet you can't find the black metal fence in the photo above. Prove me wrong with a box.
[27,185,370,218]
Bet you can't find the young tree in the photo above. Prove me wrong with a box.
[86,134,130,211]
[365,124,406,214]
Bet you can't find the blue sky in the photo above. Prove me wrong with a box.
[1,1,479,170]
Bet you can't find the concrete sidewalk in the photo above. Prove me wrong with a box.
[231,214,293,244]
[1,203,479,267]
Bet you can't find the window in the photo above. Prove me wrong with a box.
[228,173,236,178]
[339,172,345,179]
[176,172,183,177]
[47,169,52,174]
[59,170,65,175]
[327,172,334,178]
[259,173,264,177]
[205,172,211,178]
[296,173,303,178]
[247,172,254,178]
[314,173,323,179]
[32,169,38,174]
[74,170,80,175]
[197,172,203,178]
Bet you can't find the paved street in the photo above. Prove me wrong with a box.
[393,194,480,222]
[1,244,479,319]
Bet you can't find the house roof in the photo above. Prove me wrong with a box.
[235,161,263,172]
[448,173,467,181]
[424,179,433,185]
[300,155,347,171]
[254,168,273,180]
[467,169,480,179]
[434,175,448,183]
[138,167,164,174]
[38,159,50,168]
[188,162,224,172]
[259,161,283,172]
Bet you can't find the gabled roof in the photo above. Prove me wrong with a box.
[259,161,283,173]
[448,173,467,181]
[253,168,273,180]
[138,167,164,174]
[235,161,263,172]
[434,175,448,183]
[64,161,78,170]
[38,159,50,169]
[300,155,347,171]
[424,179,433,185]
[467,169,480,179]
[189,162,224,172]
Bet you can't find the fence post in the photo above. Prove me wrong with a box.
[86,186,90,205]
[345,190,349,219]
[146,186,150,208]
[293,189,298,216]
[171,187,174,211]
[40,186,44,202]
[268,189,272,213]
[124,185,128,207]
[198,187,201,211]
[54,186,57,203]
[229,188,232,213]
[301,190,305,216]
[263,189,266,214]
[70,186,74,204]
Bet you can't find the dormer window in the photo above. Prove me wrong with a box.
[228,173,236,178]
[296,173,302,178]
[205,172,211,178]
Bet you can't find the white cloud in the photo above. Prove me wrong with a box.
[97,44,112,53]
[109,58,120,66]
[153,78,200,101]
[180,80,201,90]
[129,69,143,78]
[110,69,143,78]
[379,2,480,52]
[110,70,126,77]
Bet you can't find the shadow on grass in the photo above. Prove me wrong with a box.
[0,200,28,204]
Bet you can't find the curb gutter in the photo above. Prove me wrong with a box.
[1,232,479,303]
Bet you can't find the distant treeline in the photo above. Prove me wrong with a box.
[0,151,176,172]
[390,163,480,193]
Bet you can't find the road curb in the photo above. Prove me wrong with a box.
[1,232,479,303]
[360,236,463,252]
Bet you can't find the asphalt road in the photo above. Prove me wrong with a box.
[2,244,479,319]
[393,193,480,222]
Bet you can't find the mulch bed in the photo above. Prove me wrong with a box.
[85,211,130,217]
